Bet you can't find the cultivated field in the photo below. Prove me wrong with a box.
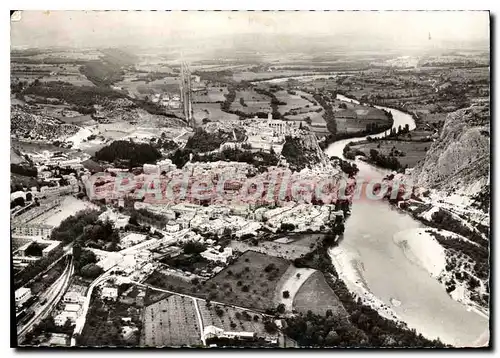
[145,270,197,295]
[193,85,228,103]
[115,74,180,99]
[142,295,202,347]
[11,63,95,87]
[229,233,323,261]
[200,251,290,311]
[347,139,431,168]
[293,271,348,318]
[193,103,239,123]
[198,300,277,338]
[274,90,314,114]
[230,89,271,115]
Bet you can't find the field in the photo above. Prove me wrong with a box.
[78,298,141,347]
[11,139,73,154]
[145,270,198,295]
[347,139,431,168]
[273,90,316,114]
[233,70,310,82]
[229,233,323,261]
[11,62,95,87]
[193,103,239,123]
[332,100,391,134]
[198,300,276,338]
[58,114,94,125]
[115,74,180,99]
[200,251,290,311]
[230,89,271,115]
[293,271,348,318]
[31,196,99,227]
[142,295,201,347]
[193,85,228,103]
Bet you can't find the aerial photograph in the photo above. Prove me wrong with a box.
[10,10,490,348]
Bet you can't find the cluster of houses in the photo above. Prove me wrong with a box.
[149,93,181,109]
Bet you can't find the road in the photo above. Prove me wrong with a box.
[70,269,116,346]
[274,267,316,311]
[17,256,74,344]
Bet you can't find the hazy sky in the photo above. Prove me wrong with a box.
[11,10,490,49]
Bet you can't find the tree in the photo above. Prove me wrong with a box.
[277,303,286,314]
[215,307,224,317]
[264,263,276,273]
[282,291,290,299]
[11,196,25,208]
[182,241,206,255]
[25,242,43,257]
[324,329,340,347]
[128,213,139,226]
[264,320,278,334]
[80,263,104,279]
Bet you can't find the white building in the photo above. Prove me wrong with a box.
[54,311,78,326]
[12,223,53,239]
[40,184,79,197]
[267,117,299,136]
[203,325,257,342]
[120,238,159,255]
[15,287,32,308]
[63,291,84,305]
[64,303,82,314]
[164,221,180,233]
[171,203,201,215]
[200,247,233,263]
[120,233,148,248]
[101,286,119,301]
[98,209,130,229]
[158,159,176,174]
[143,164,159,175]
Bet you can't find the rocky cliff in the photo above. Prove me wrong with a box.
[411,104,490,211]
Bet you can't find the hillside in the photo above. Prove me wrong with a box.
[400,104,490,313]
[411,104,490,213]
[282,133,329,171]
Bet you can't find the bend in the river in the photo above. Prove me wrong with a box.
[325,94,488,347]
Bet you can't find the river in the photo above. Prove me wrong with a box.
[325,94,488,347]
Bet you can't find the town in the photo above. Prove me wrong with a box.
[10,11,490,349]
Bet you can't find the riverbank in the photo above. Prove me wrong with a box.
[324,93,488,347]
[394,227,489,319]
[292,228,448,347]
[328,245,402,323]
[380,181,490,316]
